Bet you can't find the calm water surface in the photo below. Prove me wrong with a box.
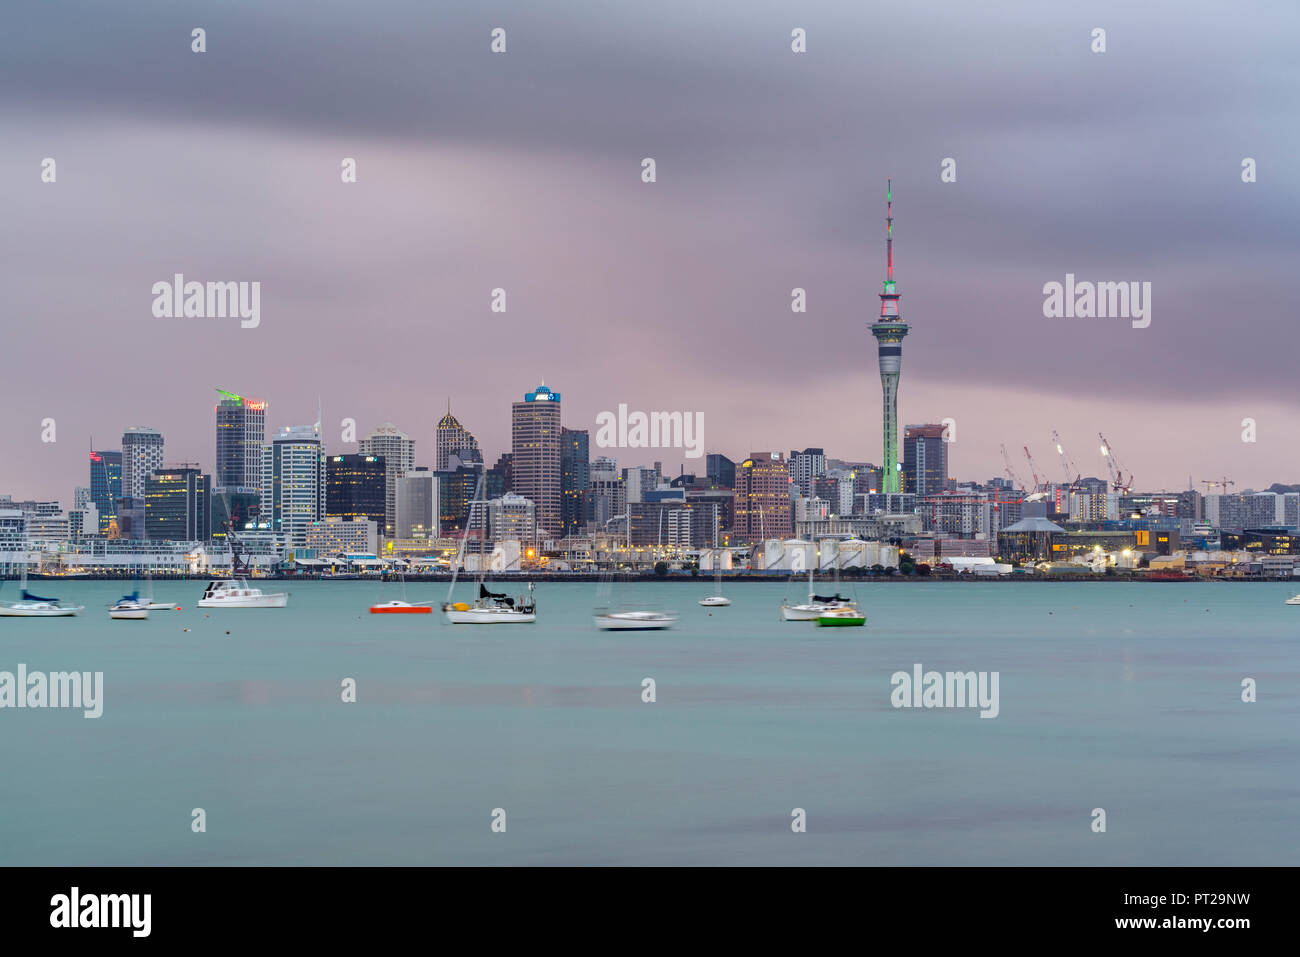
[1,579,1296,865]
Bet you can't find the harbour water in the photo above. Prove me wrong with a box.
[1,579,1296,865]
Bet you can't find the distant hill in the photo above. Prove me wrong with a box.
[1267,484,1300,494]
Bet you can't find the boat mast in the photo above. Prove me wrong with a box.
[446,468,485,603]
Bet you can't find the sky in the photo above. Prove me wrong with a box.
[2,0,1298,502]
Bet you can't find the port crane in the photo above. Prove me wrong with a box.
[1098,433,1133,494]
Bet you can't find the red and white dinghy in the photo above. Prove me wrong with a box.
[368,600,434,614]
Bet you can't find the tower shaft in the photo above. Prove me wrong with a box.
[870,179,909,494]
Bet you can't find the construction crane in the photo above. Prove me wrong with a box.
[1098,432,1133,494]
[1200,478,1236,495]
[1023,446,1044,493]
[1051,430,1082,488]
[1000,444,1026,491]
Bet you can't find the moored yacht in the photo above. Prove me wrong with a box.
[443,583,537,624]
[197,579,288,608]
[0,590,84,618]
[594,609,678,631]
[108,593,150,620]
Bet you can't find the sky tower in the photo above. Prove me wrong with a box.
[871,179,909,494]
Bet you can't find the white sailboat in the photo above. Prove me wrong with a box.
[144,570,175,610]
[594,512,676,630]
[780,545,852,621]
[441,471,537,624]
[108,592,150,620]
[0,561,84,617]
[698,522,731,607]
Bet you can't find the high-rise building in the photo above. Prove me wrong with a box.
[733,453,793,542]
[589,460,626,529]
[902,425,949,496]
[511,383,562,537]
[871,180,909,494]
[358,424,416,538]
[396,468,439,540]
[492,453,513,494]
[705,453,736,489]
[262,425,326,547]
[145,466,211,542]
[623,465,661,505]
[89,449,122,534]
[436,403,480,471]
[789,448,827,497]
[326,454,387,527]
[439,463,482,534]
[121,427,164,500]
[215,391,267,489]
[561,427,590,537]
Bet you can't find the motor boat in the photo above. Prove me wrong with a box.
[197,579,289,608]
[443,583,537,624]
[108,593,150,620]
[0,589,84,617]
[370,600,433,615]
[1285,593,1300,605]
[594,609,678,631]
[815,604,866,627]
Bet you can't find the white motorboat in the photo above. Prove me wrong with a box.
[1286,593,1300,605]
[108,594,150,620]
[197,579,288,608]
[146,601,177,611]
[594,609,678,631]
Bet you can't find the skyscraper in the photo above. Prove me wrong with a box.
[733,453,793,542]
[511,383,562,537]
[789,447,827,497]
[705,453,736,489]
[121,427,164,500]
[358,423,416,538]
[325,454,387,527]
[871,180,910,494]
[561,427,590,537]
[145,466,211,542]
[215,390,267,490]
[262,425,326,547]
[89,449,122,534]
[902,425,949,496]
[436,403,480,471]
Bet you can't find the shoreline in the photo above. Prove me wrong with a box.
[0,573,1285,584]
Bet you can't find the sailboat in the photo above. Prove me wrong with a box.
[0,560,83,617]
[441,471,537,624]
[144,570,176,610]
[370,561,434,614]
[780,543,852,621]
[814,543,865,627]
[698,522,731,607]
[594,512,677,630]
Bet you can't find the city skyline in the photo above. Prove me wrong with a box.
[3,2,1298,499]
